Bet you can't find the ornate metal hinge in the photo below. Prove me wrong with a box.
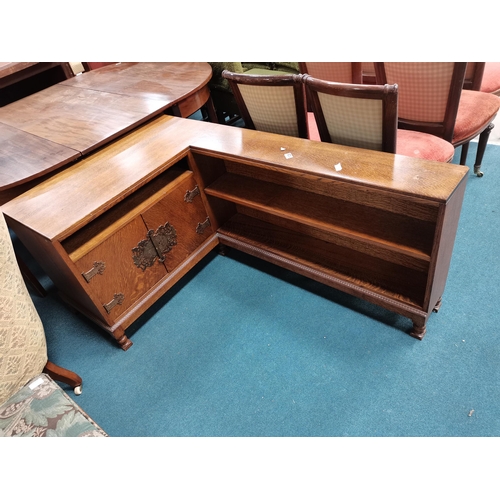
[132,222,177,271]
[196,217,211,234]
[104,293,124,313]
[82,261,106,282]
[184,185,200,203]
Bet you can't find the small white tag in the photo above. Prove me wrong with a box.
[284,153,293,159]
[281,147,286,151]
[334,163,342,171]
[29,377,44,390]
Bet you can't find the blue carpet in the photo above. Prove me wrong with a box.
[16,142,499,439]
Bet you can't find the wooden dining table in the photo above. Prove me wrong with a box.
[0,62,216,204]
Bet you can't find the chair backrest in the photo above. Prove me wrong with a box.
[299,62,363,84]
[374,62,467,142]
[361,62,376,84]
[222,70,308,138]
[303,75,398,153]
[0,213,47,406]
[463,62,486,90]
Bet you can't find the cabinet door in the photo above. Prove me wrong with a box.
[141,172,213,272]
[73,215,168,322]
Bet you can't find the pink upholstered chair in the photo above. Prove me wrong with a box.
[303,75,455,162]
[463,62,486,91]
[374,62,500,176]
[479,63,500,95]
[222,70,312,139]
[361,62,377,84]
[299,62,363,84]
[464,62,500,95]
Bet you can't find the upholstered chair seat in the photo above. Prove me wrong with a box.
[396,129,455,162]
[480,63,500,95]
[304,75,455,163]
[375,62,500,176]
[453,89,500,144]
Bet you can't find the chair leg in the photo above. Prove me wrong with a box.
[43,360,83,395]
[459,142,470,165]
[473,123,494,177]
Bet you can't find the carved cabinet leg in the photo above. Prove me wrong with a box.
[218,243,229,256]
[112,327,133,351]
[409,323,426,340]
[433,297,442,313]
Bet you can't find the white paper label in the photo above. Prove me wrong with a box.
[29,377,44,390]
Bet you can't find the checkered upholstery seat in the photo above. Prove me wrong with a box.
[375,62,500,176]
[304,75,455,162]
[480,62,500,95]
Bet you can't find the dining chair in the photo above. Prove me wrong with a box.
[374,62,500,176]
[303,75,455,162]
[479,62,500,95]
[298,62,363,84]
[362,62,377,84]
[463,62,486,90]
[222,70,311,139]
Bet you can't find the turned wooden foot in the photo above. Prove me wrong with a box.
[409,323,426,340]
[113,327,133,351]
[43,360,83,395]
[433,297,442,313]
[218,243,229,256]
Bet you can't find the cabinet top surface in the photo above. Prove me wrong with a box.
[2,115,469,240]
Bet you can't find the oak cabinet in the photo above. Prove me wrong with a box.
[2,115,469,348]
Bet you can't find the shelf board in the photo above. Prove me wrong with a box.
[205,173,434,263]
[217,213,427,309]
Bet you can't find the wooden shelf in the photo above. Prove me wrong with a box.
[188,146,469,339]
[205,172,434,265]
[217,213,427,308]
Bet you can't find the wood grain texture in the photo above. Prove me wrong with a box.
[60,62,212,105]
[0,122,79,191]
[0,85,169,154]
[0,63,213,195]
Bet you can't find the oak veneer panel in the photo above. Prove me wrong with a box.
[72,215,168,323]
[141,173,214,271]
[62,166,188,261]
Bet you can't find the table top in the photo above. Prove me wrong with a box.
[0,62,212,197]
[61,62,212,103]
[0,62,73,90]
